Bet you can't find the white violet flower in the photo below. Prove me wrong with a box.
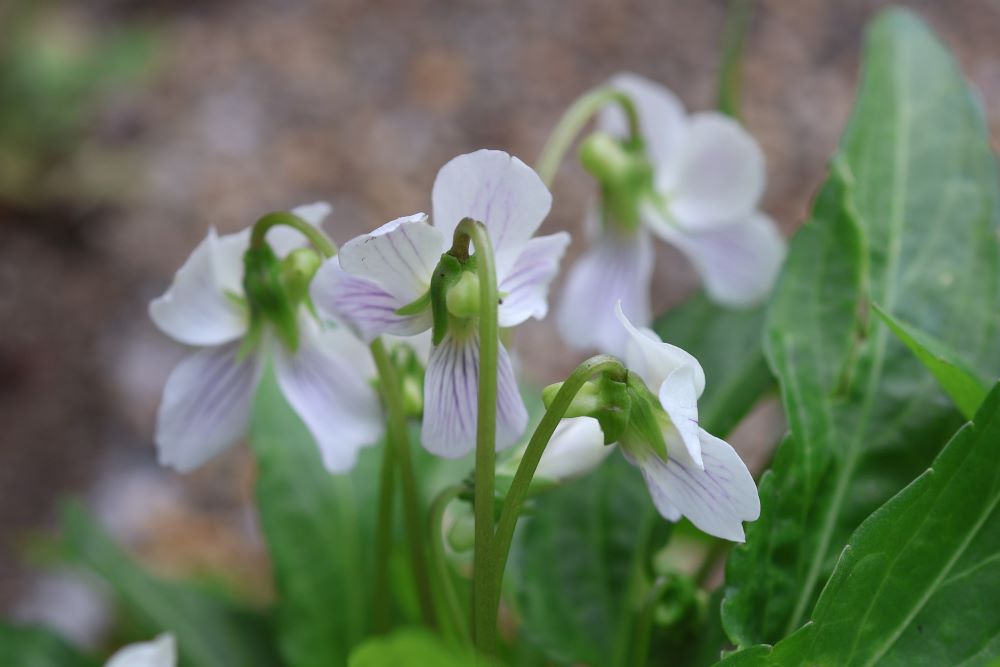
[312,149,570,458]
[150,203,382,473]
[105,634,175,667]
[557,72,786,355]
[539,303,760,541]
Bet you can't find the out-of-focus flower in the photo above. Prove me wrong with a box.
[105,634,175,667]
[539,304,760,542]
[150,203,382,473]
[557,73,785,355]
[312,150,570,457]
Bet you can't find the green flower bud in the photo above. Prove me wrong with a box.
[446,511,476,553]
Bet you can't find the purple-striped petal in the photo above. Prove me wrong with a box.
[274,321,383,473]
[149,228,248,347]
[421,331,528,458]
[557,225,653,356]
[311,260,432,342]
[155,342,260,472]
[497,231,570,328]
[338,213,444,303]
[432,150,552,276]
[633,428,759,541]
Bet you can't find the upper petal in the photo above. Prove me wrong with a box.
[657,112,765,228]
[273,320,383,473]
[557,224,653,355]
[602,72,687,169]
[646,210,785,308]
[155,342,259,473]
[421,332,528,458]
[266,201,333,257]
[497,231,571,328]
[616,303,705,396]
[149,228,248,346]
[658,365,703,469]
[635,428,759,541]
[311,259,432,342]
[534,417,613,483]
[105,634,176,667]
[432,149,552,276]
[337,213,444,303]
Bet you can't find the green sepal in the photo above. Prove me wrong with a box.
[243,243,299,351]
[429,253,464,345]
[542,372,632,445]
[280,247,322,307]
[622,375,669,462]
[579,131,655,232]
[396,290,432,316]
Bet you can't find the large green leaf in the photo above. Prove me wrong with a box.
[348,628,475,667]
[510,454,659,666]
[0,624,97,667]
[717,381,1000,666]
[60,505,279,667]
[873,303,992,419]
[653,293,773,437]
[249,371,381,667]
[723,9,1000,647]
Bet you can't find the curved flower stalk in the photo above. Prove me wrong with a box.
[312,149,570,458]
[557,73,786,354]
[150,203,383,474]
[105,634,175,667]
[541,304,760,541]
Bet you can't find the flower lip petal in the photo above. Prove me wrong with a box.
[149,228,248,347]
[155,342,259,473]
[337,212,444,304]
[497,231,571,328]
[557,222,653,355]
[634,428,759,541]
[273,319,383,473]
[431,149,552,277]
[615,302,705,396]
[421,331,528,458]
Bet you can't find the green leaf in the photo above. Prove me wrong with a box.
[510,454,660,665]
[717,381,1000,666]
[0,624,97,667]
[873,303,992,419]
[249,370,381,667]
[723,9,1000,647]
[60,504,279,667]
[348,628,475,667]
[653,292,773,437]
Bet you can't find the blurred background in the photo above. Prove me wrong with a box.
[2,0,998,648]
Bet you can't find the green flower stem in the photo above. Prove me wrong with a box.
[250,210,338,257]
[428,485,471,645]
[717,0,753,119]
[371,439,396,633]
[370,337,437,629]
[535,86,642,187]
[629,576,670,667]
[490,355,628,614]
[451,218,500,654]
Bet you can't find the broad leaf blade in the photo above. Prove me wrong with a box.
[61,504,278,667]
[0,624,97,667]
[653,292,773,437]
[510,455,658,666]
[723,8,1000,647]
[249,371,381,667]
[873,303,992,419]
[718,381,1000,666]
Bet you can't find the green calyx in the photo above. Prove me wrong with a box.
[242,242,322,353]
[579,130,655,232]
[542,371,632,445]
[619,374,670,464]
